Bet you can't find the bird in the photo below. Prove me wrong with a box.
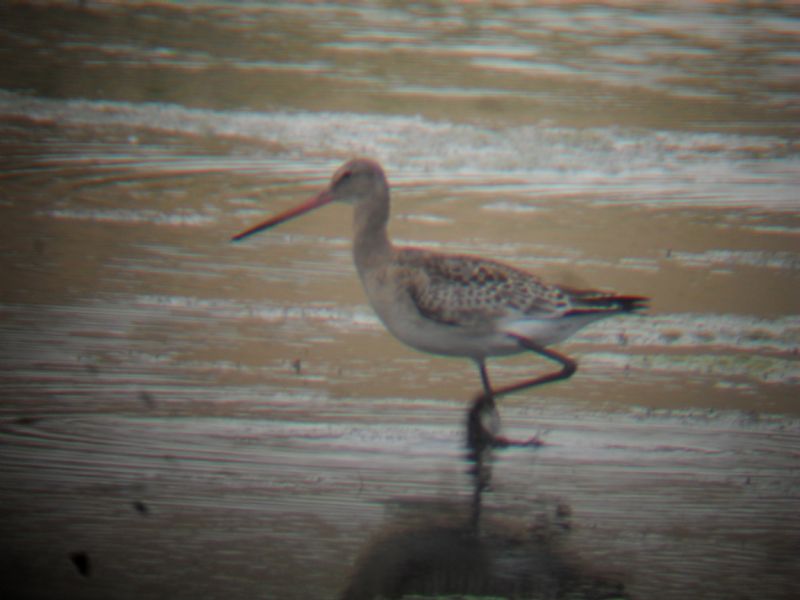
[232,158,647,446]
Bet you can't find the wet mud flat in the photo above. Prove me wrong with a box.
[1,114,798,599]
[1,1,799,598]
[1,399,798,600]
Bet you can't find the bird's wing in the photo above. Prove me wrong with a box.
[559,287,649,315]
[396,248,570,328]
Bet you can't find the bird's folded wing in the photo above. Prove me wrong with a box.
[396,248,570,327]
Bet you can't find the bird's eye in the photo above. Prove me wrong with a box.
[338,170,353,183]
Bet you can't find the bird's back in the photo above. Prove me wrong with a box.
[393,247,646,348]
[396,248,571,326]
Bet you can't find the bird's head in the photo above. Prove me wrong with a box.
[231,158,388,242]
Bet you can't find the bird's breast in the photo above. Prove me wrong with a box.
[359,265,523,360]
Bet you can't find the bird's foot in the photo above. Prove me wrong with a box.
[466,392,545,455]
[490,434,545,449]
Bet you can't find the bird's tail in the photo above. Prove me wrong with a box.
[563,289,649,316]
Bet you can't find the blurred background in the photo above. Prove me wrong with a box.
[0,2,798,599]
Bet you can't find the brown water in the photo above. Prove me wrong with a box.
[1,2,799,599]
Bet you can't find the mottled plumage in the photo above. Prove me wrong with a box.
[400,249,570,326]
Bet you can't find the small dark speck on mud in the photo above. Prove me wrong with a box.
[70,551,91,577]
[139,391,156,408]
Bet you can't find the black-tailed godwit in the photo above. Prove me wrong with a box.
[233,158,647,444]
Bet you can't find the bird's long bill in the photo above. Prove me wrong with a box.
[231,189,334,242]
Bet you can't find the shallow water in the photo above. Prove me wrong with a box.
[0,2,799,599]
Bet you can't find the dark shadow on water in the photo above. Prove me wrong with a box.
[340,393,629,600]
[339,497,628,600]
[466,390,545,535]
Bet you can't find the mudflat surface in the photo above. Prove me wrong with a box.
[0,2,798,599]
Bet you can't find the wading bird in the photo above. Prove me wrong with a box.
[233,159,647,446]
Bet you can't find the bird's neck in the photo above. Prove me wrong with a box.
[352,190,393,275]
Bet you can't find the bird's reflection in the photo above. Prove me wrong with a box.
[466,390,544,534]
[340,498,627,600]
[340,395,629,600]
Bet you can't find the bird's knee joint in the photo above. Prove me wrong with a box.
[563,362,577,377]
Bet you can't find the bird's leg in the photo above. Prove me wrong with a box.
[466,359,499,457]
[492,335,577,399]
[466,363,494,533]
[466,358,543,454]
[467,337,575,451]
[477,359,493,397]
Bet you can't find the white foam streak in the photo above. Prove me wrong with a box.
[1,91,796,211]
